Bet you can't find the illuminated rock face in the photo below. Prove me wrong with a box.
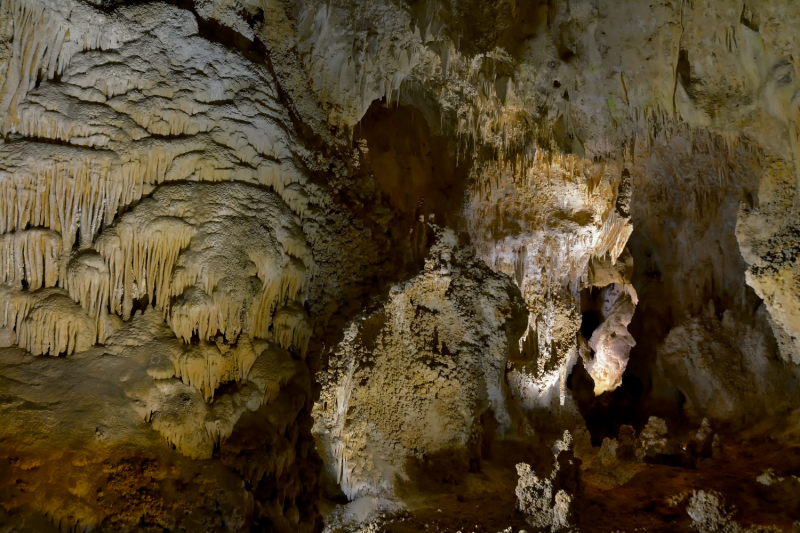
[1,0,800,531]
[312,230,527,500]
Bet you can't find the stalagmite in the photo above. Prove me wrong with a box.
[312,231,527,500]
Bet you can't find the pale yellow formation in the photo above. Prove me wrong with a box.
[171,337,259,402]
[0,147,115,248]
[108,216,195,321]
[272,302,312,359]
[65,250,111,342]
[169,287,225,346]
[0,284,95,355]
[0,1,310,237]
[73,182,313,357]
[52,182,313,421]
[0,229,61,290]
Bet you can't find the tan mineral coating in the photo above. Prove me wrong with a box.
[0,0,798,531]
[313,229,527,500]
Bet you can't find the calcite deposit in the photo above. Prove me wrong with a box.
[1,0,800,531]
[313,229,527,500]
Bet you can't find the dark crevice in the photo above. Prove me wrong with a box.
[570,365,648,446]
[579,310,600,341]
[4,133,108,150]
[740,4,760,32]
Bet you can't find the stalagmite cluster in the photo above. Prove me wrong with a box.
[1,0,800,531]
[515,431,581,532]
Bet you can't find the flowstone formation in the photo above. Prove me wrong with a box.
[0,0,324,530]
[2,0,800,532]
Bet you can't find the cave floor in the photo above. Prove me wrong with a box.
[322,436,800,533]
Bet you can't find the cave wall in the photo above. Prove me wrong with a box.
[0,0,799,531]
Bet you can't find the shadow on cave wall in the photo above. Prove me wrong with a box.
[568,136,774,444]
[354,100,472,231]
[306,98,475,365]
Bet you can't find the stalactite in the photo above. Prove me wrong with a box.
[112,216,195,320]
[169,286,226,344]
[272,302,312,359]
[0,284,95,355]
[87,183,315,364]
[0,229,61,290]
[169,336,259,402]
[0,145,117,249]
[66,250,111,343]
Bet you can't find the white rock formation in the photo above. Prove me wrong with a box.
[313,229,527,499]
[468,152,634,408]
[515,431,581,532]
[585,282,637,395]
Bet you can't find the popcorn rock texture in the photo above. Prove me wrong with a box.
[313,230,527,499]
[515,432,582,532]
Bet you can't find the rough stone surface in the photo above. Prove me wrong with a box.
[1,0,800,531]
[313,229,527,499]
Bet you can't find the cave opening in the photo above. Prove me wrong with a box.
[353,100,472,233]
[571,282,688,446]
